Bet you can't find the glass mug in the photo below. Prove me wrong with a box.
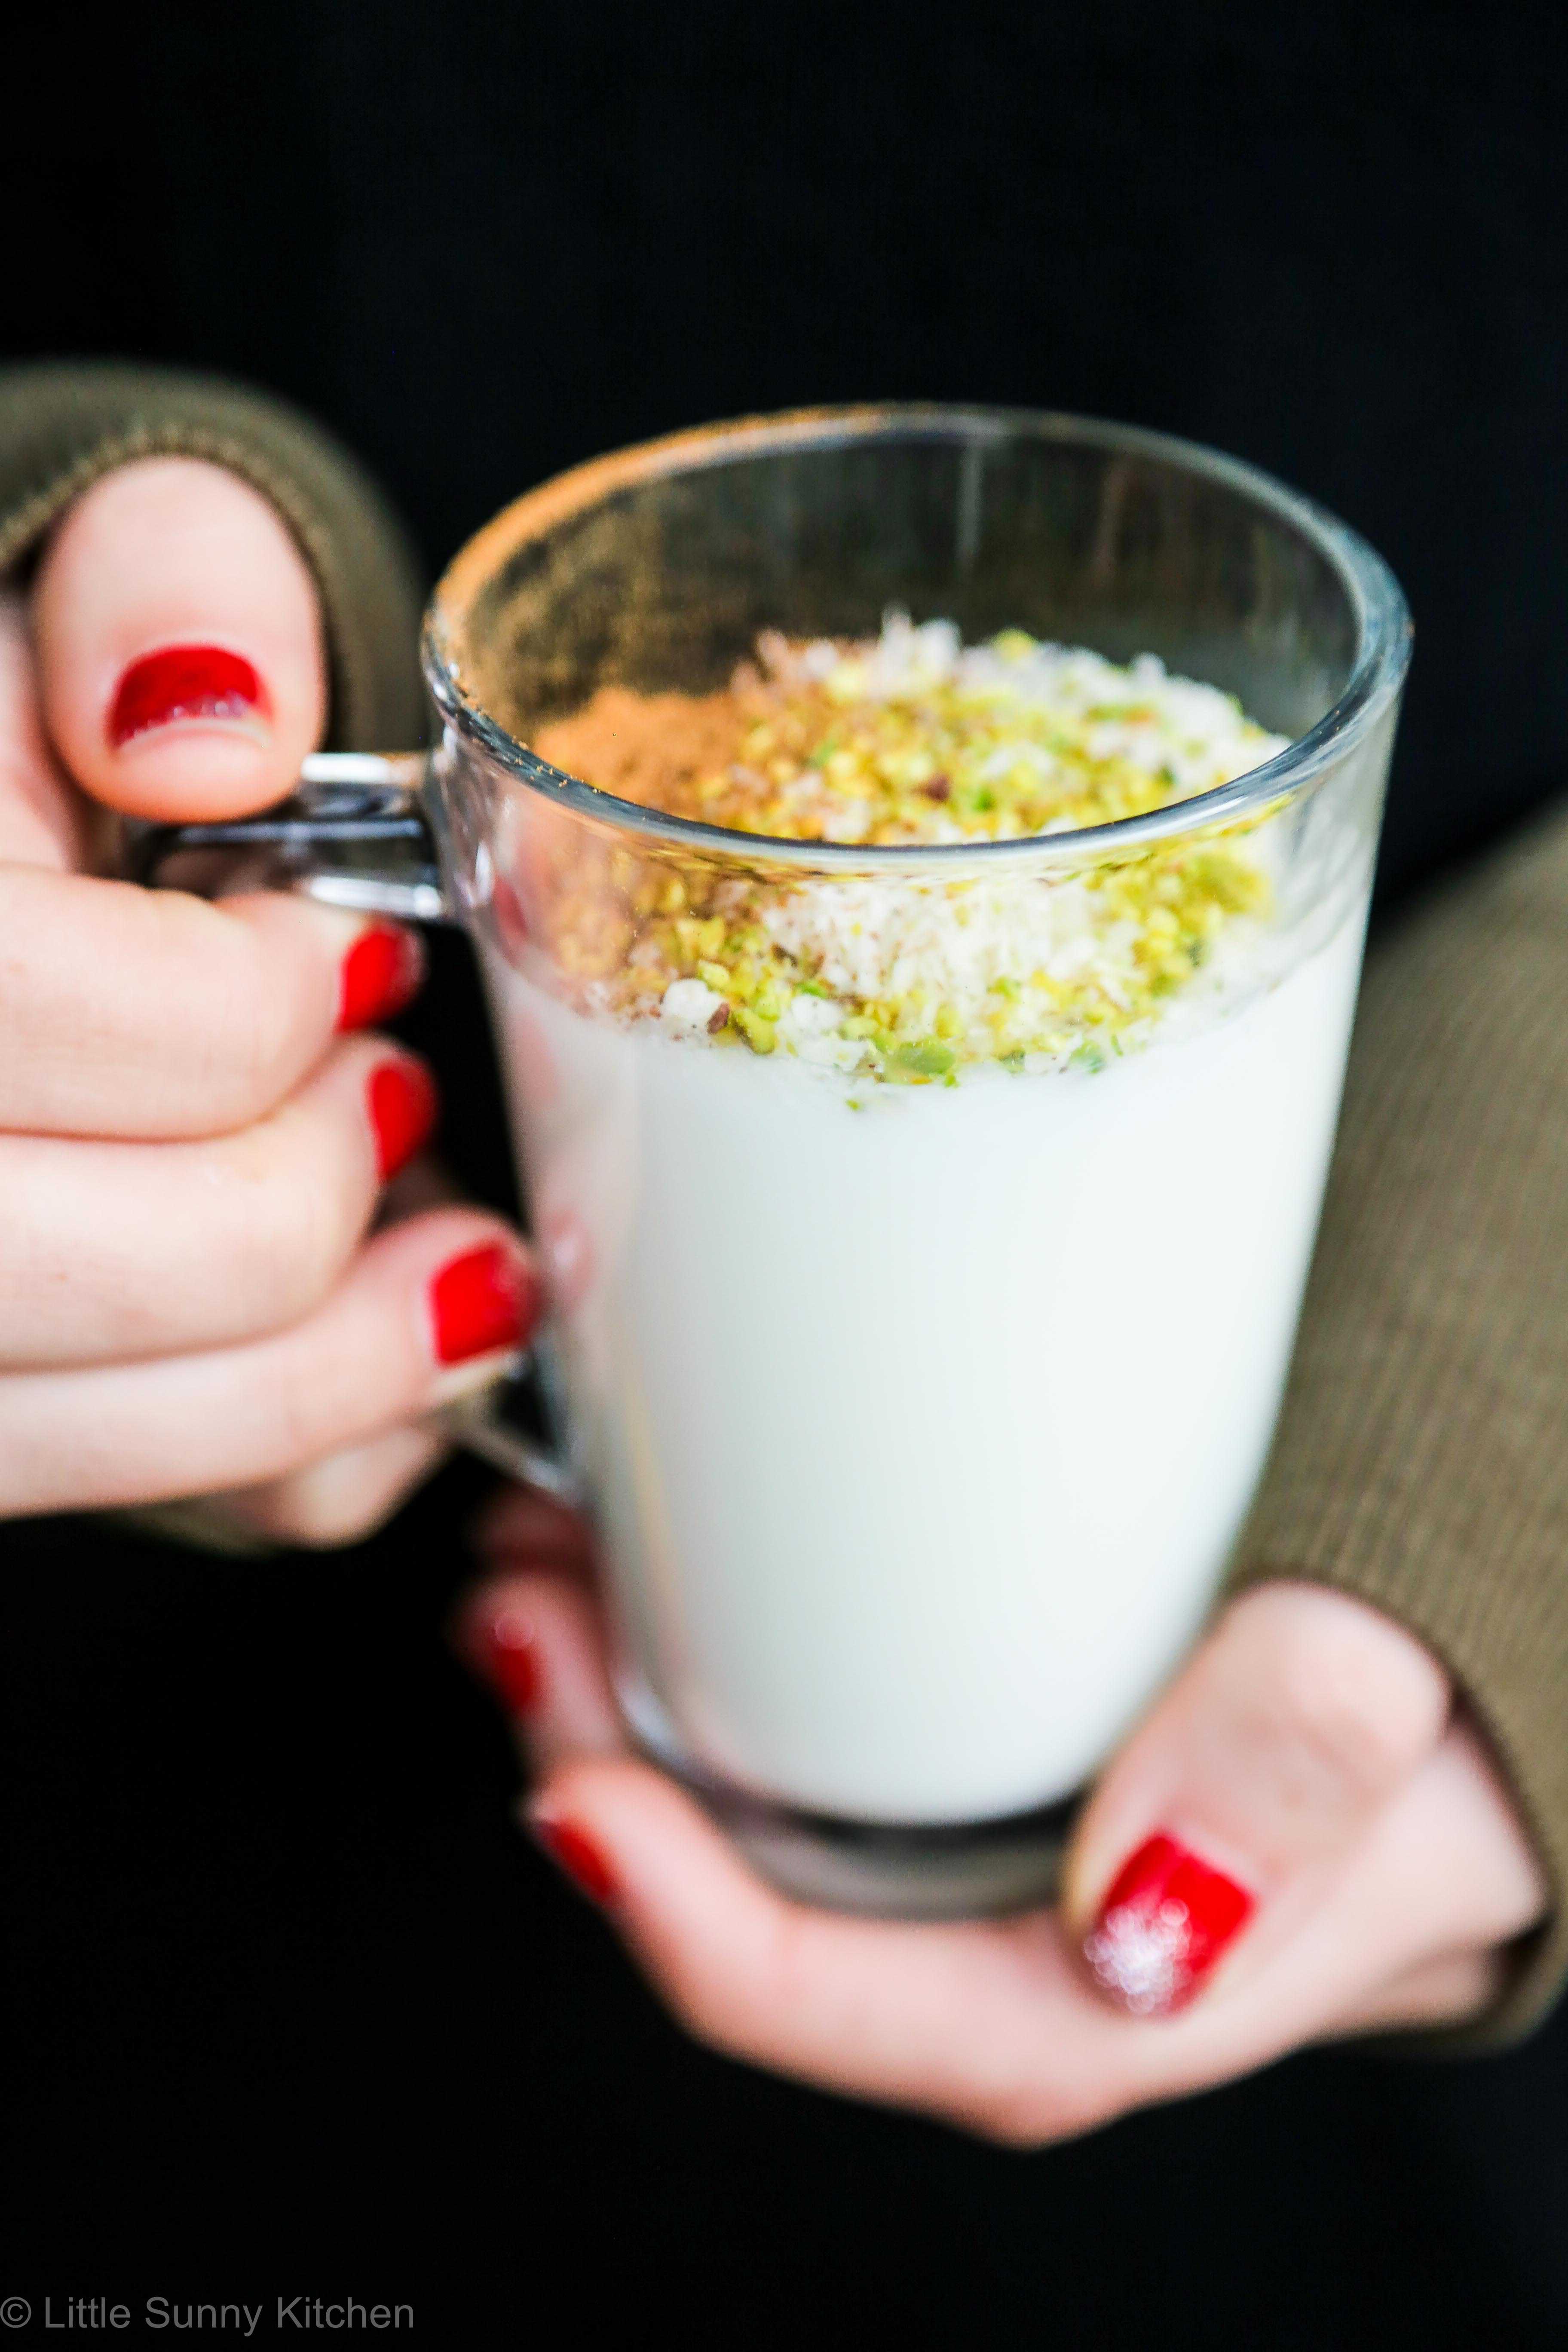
[138,407,1411,1914]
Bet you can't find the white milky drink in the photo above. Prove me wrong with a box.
[488,896,1365,1823]
[474,615,1392,1834]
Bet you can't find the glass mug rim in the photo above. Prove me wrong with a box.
[423,401,1412,876]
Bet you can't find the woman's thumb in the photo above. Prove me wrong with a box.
[30,454,326,821]
[1062,1583,1450,2016]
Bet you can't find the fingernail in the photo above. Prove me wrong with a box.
[472,1603,542,1713]
[109,645,268,747]
[337,924,427,1032]
[1082,1833,1254,2016]
[531,1810,617,1906]
[429,1242,539,1366]
[368,1057,439,1180]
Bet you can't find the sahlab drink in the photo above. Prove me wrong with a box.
[482,619,1371,1849]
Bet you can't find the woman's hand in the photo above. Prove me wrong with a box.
[461,1491,1546,2143]
[0,454,538,1540]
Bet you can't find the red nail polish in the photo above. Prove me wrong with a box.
[108,645,267,747]
[337,924,427,1032]
[368,1058,439,1180]
[533,1813,617,1906]
[429,1243,539,1365]
[1083,1833,1254,2016]
[473,1605,542,1713]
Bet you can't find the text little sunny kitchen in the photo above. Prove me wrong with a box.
[34,2300,412,2332]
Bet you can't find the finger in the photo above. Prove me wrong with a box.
[1063,1583,1450,2015]
[456,1560,622,1767]
[0,594,84,870]
[523,1721,1541,2146]
[210,1422,451,1549]
[492,1585,1139,2138]
[1149,1721,1543,2050]
[472,1480,599,1583]
[527,1755,1103,2138]
[0,1210,539,1515]
[1306,1719,1545,1980]
[475,1588,1102,2131]
[1329,1948,1502,2035]
[0,1037,435,1367]
[487,1576,1532,2137]
[0,863,424,1137]
[31,456,326,821]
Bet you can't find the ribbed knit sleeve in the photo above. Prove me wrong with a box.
[1231,805,1568,2042]
[0,362,426,751]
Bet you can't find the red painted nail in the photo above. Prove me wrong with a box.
[472,1605,542,1714]
[368,1057,439,1180]
[337,924,427,1032]
[429,1243,539,1366]
[533,1812,617,1906]
[1082,1833,1254,2015]
[108,645,267,747]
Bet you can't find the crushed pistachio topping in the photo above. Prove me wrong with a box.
[520,616,1287,1083]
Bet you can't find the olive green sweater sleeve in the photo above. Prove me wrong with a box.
[0,361,426,749]
[1230,804,1568,2043]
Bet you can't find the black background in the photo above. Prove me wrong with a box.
[6,1,1568,2340]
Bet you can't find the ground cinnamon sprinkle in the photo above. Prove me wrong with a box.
[535,686,749,818]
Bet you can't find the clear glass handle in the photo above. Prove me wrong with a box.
[127,751,578,1506]
[123,750,449,919]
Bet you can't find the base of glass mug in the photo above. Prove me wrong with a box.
[618,1668,1076,1917]
[693,1778,1078,1917]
